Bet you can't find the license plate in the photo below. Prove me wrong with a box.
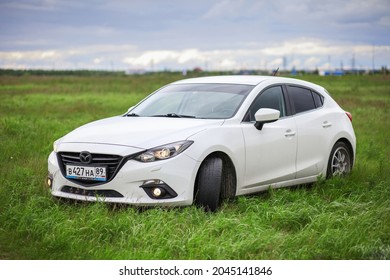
[66,165,107,181]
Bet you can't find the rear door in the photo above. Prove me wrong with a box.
[286,85,329,178]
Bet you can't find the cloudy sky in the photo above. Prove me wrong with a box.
[1,0,390,71]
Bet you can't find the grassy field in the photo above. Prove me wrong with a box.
[0,73,389,259]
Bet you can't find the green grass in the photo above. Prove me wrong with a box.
[0,73,389,259]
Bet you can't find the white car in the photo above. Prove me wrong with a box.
[47,75,356,211]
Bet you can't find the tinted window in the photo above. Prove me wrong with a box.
[312,91,324,108]
[245,86,286,122]
[288,86,316,114]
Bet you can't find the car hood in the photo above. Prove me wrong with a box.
[59,116,224,149]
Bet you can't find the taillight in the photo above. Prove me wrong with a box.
[346,111,352,122]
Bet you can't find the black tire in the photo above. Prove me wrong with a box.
[194,157,223,212]
[220,157,236,201]
[327,141,352,178]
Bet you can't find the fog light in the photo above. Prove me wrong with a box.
[140,180,177,199]
[152,187,162,197]
[46,176,53,188]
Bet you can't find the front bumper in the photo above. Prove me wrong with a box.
[48,150,200,206]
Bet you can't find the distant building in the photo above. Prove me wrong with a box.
[319,70,345,76]
[125,69,146,75]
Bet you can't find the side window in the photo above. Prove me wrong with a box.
[244,86,286,122]
[288,86,316,114]
[312,91,324,108]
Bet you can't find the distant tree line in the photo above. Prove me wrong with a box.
[0,69,128,76]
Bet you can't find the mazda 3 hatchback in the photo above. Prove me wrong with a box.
[47,75,356,211]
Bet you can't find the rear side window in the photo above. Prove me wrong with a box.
[287,86,316,114]
[312,92,324,107]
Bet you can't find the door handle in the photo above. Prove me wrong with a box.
[284,129,296,137]
[322,121,332,128]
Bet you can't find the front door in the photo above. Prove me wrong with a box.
[241,86,297,191]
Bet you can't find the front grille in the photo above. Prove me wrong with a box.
[61,186,124,198]
[58,152,124,186]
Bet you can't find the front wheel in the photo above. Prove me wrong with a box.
[194,157,223,212]
[327,142,352,178]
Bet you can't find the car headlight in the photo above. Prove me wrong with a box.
[53,139,60,153]
[135,140,194,162]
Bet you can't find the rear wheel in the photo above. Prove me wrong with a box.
[327,142,352,178]
[194,157,223,212]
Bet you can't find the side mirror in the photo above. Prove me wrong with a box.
[254,108,280,130]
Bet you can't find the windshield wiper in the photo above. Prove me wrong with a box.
[125,112,140,117]
[152,113,196,118]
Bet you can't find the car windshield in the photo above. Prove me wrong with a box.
[129,83,254,119]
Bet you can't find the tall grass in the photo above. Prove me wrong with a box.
[0,73,389,259]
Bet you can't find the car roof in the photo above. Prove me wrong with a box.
[171,75,326,92]
[171,75,272,86]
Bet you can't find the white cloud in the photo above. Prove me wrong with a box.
[261,39,343,56]
[0,50,61,61]
[218,58,237,70]
[123,50,178,67]
[177,49,202,64]
[304,57,321,69]
[93,58,102,64]
[1,39,389,71]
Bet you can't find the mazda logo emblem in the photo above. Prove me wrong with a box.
[80,151,92,164]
